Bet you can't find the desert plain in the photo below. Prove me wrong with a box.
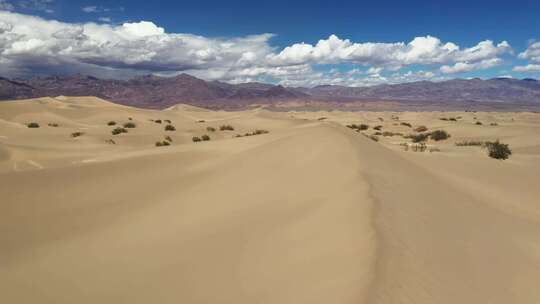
[1,96,540,303]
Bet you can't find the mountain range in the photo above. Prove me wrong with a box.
[1,73,540,110]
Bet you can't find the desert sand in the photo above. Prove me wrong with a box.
[1,96,540,303]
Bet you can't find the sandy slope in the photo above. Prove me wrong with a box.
[1,97,540,303]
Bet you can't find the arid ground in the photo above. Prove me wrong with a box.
[1,96,540,303]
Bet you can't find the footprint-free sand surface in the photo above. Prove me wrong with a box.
[1,96,540,303]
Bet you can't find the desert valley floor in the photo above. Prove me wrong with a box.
[1,96,540,303]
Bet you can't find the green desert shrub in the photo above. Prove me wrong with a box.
[107,121,116,126]
[192,136,201,142]
[220,124,234,131]
[27,122,40,128]
[123,122,136,128]
[430,130,450,141]
[71,132,84,138]
[165,124,176,131]
[155,140,170,147]
[48,123,59,127]
[414,125,428,132]
[111,127,128,135]
[206,126,216,132]
[201,134,211,141]
[484,140,512,160]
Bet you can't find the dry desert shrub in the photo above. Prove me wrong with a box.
[374,125,383,130]
[48,123,59,127]
[414,125,428,132]
[123,122,136,128]
[71,132,84,138]
[206,126,216,132]
[155,140,170,147]
[27,122,40,128]
[455,140,484,146]
[192,136,201,142]
[220,124,234,131]
[112,127,128,135]
[107,121,116,126]
[165,124,176,131]
[400,122,412,128]
[429,130,450,141]
[484,140,512,160]
[476,121,483,125]
[164,135,173,142]
[201,134,211,141]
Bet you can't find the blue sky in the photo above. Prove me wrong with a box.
[0,0,539,86]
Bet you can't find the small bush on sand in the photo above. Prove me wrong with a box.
[414,125,428,132]
[490,122,499,126]
[440,118,449,121]
[112,127,128,135]
[206,126,216,132]
[409,133,430,143]
[27,122,40,128]
[128,117,133,121]
[449,117,457,121]
[155,119,162,124]
[369,135,379,142]
[201,134,211,141]
[455,140,484,146]
[164,135,173,142]
[71,132,84,138]
[198,120,206,123]
[373,125,383,131]
[192,136,201,142]
[318,117,327,121]
[123,122,136,128]
[48,123,59,127]
[346,123,368,131]
[253,129,269,135]
[107,121,116,126]
[164,119,172,123]
[476,121,483,125]
[155,140,170,147]
[374,131,383,136]
[411,142,427,152]
[484,140,512,160]
[220,125,234,131]
[400,122,412,128]
[165,124,176,131]
[430,130,450,141]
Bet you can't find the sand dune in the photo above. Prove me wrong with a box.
[1,97,540,303]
